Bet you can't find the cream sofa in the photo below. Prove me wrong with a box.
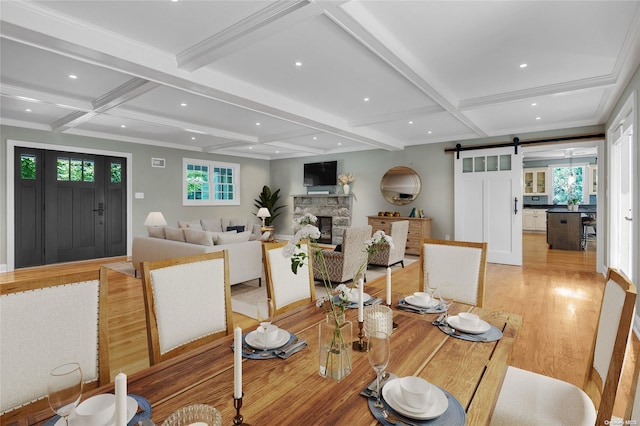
[132,217,263,286]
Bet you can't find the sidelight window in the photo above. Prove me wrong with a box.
[20,154,36,179]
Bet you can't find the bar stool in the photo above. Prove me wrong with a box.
[582,214,597,248]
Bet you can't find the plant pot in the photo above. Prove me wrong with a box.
[318,313,352,381]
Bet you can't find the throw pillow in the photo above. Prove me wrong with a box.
[147,226,165,239]
[184,229,213,246]
[222,218,249,232]
[226,225,245,233]
[201,218,222,232]
[216,231,251,245]
[164,227,186,242]
[177,219,201,229]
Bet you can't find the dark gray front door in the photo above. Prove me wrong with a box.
[14,147,127,267]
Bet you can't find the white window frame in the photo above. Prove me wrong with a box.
[182,158,240,206]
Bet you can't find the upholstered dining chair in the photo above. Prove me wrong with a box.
[0,269,110,420]
[491,268,637,426]
[141,251,233,365]
[312,225,372,284]
[263,240,316,315]
[419,238,487,307]
[368,220,409,268]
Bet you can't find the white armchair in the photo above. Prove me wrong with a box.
[313,226,372,284]
[368,220,409,268]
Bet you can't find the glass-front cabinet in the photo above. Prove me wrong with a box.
[589,165,597,195]
[523,167,547,195]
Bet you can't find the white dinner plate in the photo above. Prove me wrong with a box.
[55,395,137,426]
[245,328,290,350]
[340,291,372,304]
[447,315,491,334]
[381,378,448,420]
[404,295,439,308]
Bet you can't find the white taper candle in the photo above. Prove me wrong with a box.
[234,326,243,399]
[358,278,364,322]
[115,372,127,426]
[386,267,392,305]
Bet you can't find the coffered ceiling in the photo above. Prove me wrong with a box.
[1,1,639,160]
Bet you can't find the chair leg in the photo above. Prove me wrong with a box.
[400,260,404,268]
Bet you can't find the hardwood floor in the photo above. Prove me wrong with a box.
[2,233,637,419]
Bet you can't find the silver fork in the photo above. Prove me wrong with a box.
[382,409,418,426]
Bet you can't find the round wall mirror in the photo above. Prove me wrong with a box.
[380,166,421,205]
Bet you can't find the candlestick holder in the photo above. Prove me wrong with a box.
[352,320,368,351]
[233,393,251,425]
[387,303,399,330]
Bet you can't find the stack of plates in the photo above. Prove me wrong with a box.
[381,379,448,420]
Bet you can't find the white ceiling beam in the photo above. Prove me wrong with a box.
[176,0,316,71]
[0,82,92,111]
[92,78,159,112]
[51,111,98,132]
[349,105,446,127]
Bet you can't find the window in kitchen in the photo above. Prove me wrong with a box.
[552,166,584,204]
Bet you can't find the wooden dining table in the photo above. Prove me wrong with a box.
[16,262,521,426]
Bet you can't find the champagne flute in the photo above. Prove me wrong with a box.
[47,362,83,425]
[437,282,454,321]
[368,331,390,409]
[256,298,275,355]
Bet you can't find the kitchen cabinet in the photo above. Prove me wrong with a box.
[368,216,431,255]
[547,209,583,250]
[523,208,547,232]
[589,165,597,195]
[523,168,548,195]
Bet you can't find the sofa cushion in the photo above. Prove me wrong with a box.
[226,225,245,233]
[165,227,186,242]
[184,229,213,246]
[177,220,202,230]
[201,218,223,232]
[210,230,236,244]
[216,231,251,245]
[147,226,165,239]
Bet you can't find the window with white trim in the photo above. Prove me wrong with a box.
[183,158,240,206]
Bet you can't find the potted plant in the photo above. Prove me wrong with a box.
[253,185,285,226]
[567,196,580,211]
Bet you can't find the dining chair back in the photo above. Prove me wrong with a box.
[0,269,110,417]
[491,268,636,425]
[263,240,316,315]
[419,238,487,307]
[141,251,233,365]
[368,220,409,268]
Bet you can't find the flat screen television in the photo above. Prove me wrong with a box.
[303,161,337,186]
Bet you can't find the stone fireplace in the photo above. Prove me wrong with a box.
[292,194,353,245]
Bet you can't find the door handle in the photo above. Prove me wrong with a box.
[93,202,104,217]
[625,216,633,221]
[514,197,518,215]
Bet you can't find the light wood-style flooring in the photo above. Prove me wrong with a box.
[2,233,637,419]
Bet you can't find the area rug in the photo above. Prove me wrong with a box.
[231,258,417,319]
[104,261,137,277]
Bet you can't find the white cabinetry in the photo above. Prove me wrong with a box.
[589,165,597,195]
[523,208,547,232]
[523,168,548,195]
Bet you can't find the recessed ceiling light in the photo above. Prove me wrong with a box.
[275,150,280,154]
[255,122,261,126]
[294,61,302,67]
[536,117,541,120]
[520,63,528,68]
[531,102,537,106]
[180,103,187,107]
[25,108,32,112]
[313,136,317,140]
[68,74,78,79]
[409,121,414,125]
[191,136,196,140]
[338,142,342,146]
[120,124,126,128]
[427,131,432,134]
[363,97,370,102]
[249,146,253,150]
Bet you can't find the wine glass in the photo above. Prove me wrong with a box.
[47,362,83,425]
[256,298,275,355]
[437,282,454,321]
[368,331,390,409]
[425,272,438,303]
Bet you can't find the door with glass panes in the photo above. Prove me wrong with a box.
[14,147,127,267]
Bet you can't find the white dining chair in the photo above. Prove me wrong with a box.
[491,268,636,426]
[419,239,487,307]
[263,240,316,315]
[141,251,233,365]
[0,269,110,418]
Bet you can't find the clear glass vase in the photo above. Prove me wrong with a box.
[318,312,352,381]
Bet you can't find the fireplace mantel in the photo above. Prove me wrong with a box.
[292,194,353,245]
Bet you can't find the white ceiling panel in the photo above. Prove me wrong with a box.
[1,1,639,159]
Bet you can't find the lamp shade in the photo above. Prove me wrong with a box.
[144,211,167,227]
[257,208,271,219]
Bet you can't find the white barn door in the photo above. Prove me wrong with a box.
[454,146,523,265]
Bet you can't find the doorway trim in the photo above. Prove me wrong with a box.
[6,139,133,272]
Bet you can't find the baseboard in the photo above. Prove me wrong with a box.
[0,264,7,273]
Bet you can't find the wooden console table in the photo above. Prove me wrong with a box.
[368,216,432,255]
